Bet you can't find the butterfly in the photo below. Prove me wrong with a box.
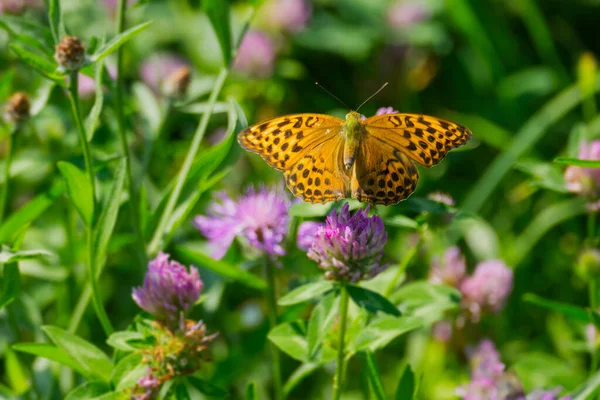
[238,110,471,205]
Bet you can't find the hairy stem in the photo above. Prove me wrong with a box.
[67,72,113,336]
[265,259,283,400]
[332,283,350,400]
[0,128,15,223]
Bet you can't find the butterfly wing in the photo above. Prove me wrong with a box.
[351,136,419,205]
[238,114,345,171]
[284,136,349,203]
[363,113,471,167]
[238,114,350,203]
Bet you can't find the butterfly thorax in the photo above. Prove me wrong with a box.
[342,111,366,170]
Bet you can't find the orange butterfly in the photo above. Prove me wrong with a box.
[238,111,471,205]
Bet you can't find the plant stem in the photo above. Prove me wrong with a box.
[384,237,421,297]
[333,283,350,400]
[591,278,599,375]
[67,72,113,336]
[115,0,147,267]
[264,259,283,400]
[0,127,15,223]
[147,68,228,255]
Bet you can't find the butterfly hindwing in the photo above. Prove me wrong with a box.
[351,137,419,205]
[237,113,345,171]
[284,137,349,203]
[363,113,471,167]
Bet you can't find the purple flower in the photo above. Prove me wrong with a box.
[387,1,431,29]
[261,0,312,33]
[375,106,399,116]
[361,106,398,121]
[297,221,325,251]
[306,203,387,283]
[527,388,571,400]
[564,140,600,197]
[459,260,513,322]
[430,246,466,287]
[233,31,277,79]
[139,53,188,94]
[132,253,203,322]
[0,0,42,14]
[194,187,291,259]
[458,340,507,400]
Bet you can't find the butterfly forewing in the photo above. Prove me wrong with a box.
[237,114,345,171]
[363,113,471,167]
[351,137,419,205]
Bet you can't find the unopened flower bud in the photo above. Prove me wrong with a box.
[55,36,86,71]
[4,92,30,124]
[576,249,600,280]
[162,66,191,99]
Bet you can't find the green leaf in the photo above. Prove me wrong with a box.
[4,346,30,395]
[352,316,421,353]
[30,80,56,116]
[346,285,400,316]
[106,331,148,351]
[65,382,113,400]
[0,262,20,309]
[186,377,228,398]
[0,70,15,100]
[245,382,257,400]
[175,381,190,400]
[391,282,461,325]
[9,43,63,82]
[283,363,320,397]
[112,353,146,391]
[514,159,569,193]
[157,380,175,400]
[175,245,266,291]
[395,364,415,400]
[85,61,105,142]
[203,0,232,65]
[364,352,386,400]
[48,0,65,45]
[573,368,600,400]
[307,292,338,360]
[279,281,336,306]
[554,157,600,168]
[383,215,420,230]
[0,246,53,264]
[12,343,90,378]
[0,181,64,244]
[397,197,453,215]
[289,202,333,218]
[93,159,126,269]
[0,16,54,55]
[523,293,590,322]
[268,322,309,362]
[42,325,112,382]
[57,161,94,226]
[91,21,152,63]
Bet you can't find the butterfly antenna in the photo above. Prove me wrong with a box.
[356,82,389,111]
[315,82,350,110]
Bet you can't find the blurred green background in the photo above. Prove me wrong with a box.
[1,0,600,398]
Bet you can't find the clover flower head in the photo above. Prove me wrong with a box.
[430,246,466,287]
[194,186,290,259]
[459,260,513,322]
[297,221,325,252]
[233,30,276,79]
[564,140,600,197]
[306,203,387,283]
[261,0,312,33]
[388,1,431,29]
[132,252,203,323]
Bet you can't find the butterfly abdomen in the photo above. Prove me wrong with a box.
[343,111,366,170]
